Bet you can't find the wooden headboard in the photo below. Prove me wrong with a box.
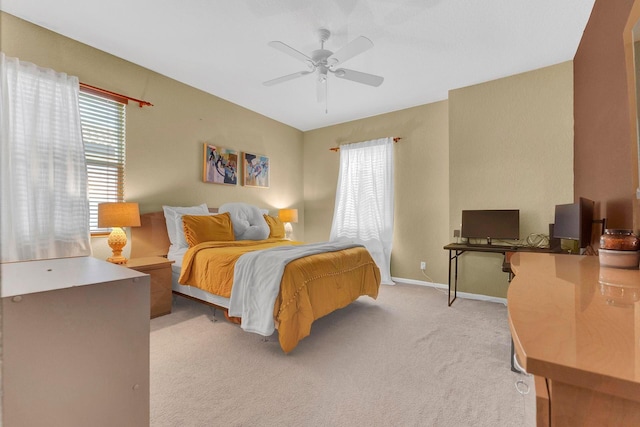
[131,208,218,258]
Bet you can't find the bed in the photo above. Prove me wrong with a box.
[131,203,381,353]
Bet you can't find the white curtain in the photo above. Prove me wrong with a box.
[330,137,394,284]
[1,53,91,263]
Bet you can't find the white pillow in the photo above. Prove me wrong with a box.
[162,203,209,249]
[218,202,270,240]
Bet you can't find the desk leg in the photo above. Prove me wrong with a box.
[448,250,458,306]
[448,250,452,306]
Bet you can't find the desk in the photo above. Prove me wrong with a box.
[443,243,560,306]
[508,253,640,426]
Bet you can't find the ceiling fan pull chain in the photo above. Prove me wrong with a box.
[323,75,328,114]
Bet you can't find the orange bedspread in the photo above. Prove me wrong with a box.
[178,239,297,297]
[177,240,381,352]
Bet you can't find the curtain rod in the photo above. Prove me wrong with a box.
[329,137,402,152]
[79,82,153,108]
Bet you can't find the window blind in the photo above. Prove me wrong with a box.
[79,90,126,233]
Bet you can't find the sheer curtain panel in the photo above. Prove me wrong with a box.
[1,53,91,262]
[330,137,394,284]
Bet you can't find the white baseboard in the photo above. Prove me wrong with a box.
[390,276,507,306]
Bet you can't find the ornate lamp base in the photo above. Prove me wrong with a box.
[107,227,129,264]
[284,222,293,240]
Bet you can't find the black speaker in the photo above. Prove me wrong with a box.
[549,223,561,249]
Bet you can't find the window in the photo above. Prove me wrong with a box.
[1,53,91,261]
[79,90,126,234]
[329,137,395,284]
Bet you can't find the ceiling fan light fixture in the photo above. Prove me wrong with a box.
[318,66,328,82]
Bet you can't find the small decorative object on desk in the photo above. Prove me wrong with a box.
[600,229,640,250]
[599,229,640,269]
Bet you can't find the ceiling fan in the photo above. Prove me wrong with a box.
[263,28,384,103]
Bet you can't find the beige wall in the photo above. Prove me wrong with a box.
[449,62,574,297]
[304,62,574,296]
[303,102,451,285]
[0,12,305,259]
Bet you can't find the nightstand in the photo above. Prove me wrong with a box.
[126,257,174,318]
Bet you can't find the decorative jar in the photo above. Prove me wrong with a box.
[599,229,640,251]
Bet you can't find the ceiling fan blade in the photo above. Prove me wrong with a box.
[333,68,384,87]
[327,36,373,66]
[263,70,312,86]
[268,41,312,64]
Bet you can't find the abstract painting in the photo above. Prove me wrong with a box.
[203,144,238,185]
[242,152,269,188]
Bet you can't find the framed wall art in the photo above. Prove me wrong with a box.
[203,144,238,185]
[242,152,269,188]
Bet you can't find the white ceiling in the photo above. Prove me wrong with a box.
[1,0,595,131]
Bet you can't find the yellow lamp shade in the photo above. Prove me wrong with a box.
[98,202,141,228]
[278,209,298,224]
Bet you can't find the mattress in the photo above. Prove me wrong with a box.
[168,247,230,309]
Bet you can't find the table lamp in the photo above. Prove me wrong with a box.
[98,202,141,264]
[278,208,298,240]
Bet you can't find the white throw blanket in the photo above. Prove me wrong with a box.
[229,240,362,336]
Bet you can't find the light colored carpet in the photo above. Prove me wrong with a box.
[150,284,536,427]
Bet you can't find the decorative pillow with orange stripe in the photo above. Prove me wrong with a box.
[182,212,235,247]
[263,214,285,239]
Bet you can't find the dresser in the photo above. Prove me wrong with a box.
[126,256,174,318]
[1,256,150,427]
[508,252,640,427]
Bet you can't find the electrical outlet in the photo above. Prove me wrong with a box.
[453,229,460,238]
[420,261,426,270]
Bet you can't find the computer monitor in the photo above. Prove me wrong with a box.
[552,197,595,250]
[461,210,520,244]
